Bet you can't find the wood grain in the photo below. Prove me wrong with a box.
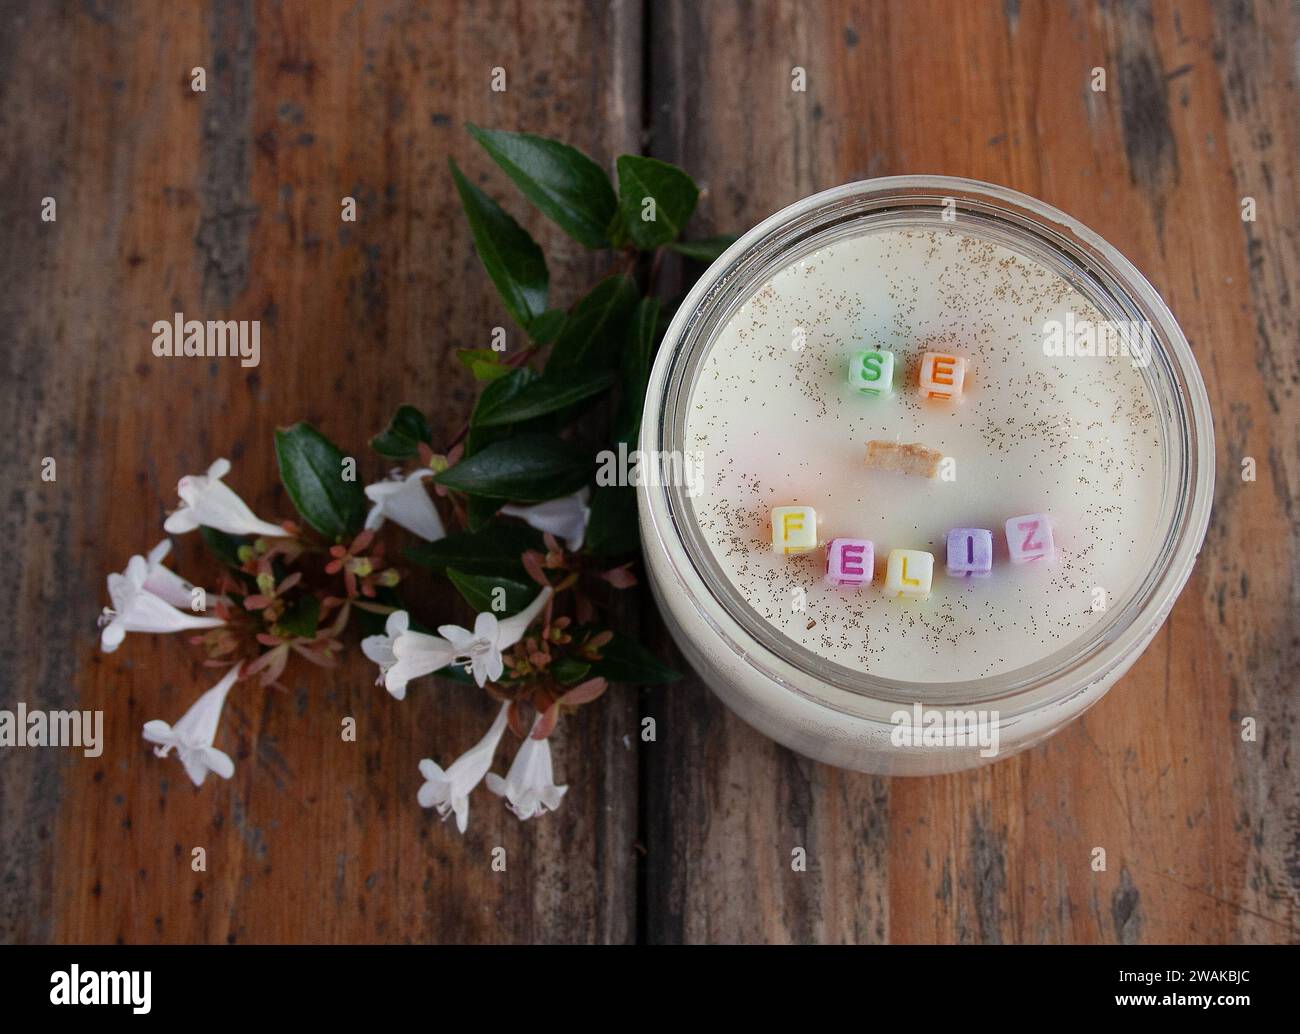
[0,0,643,944]
[0,0,1294,945]
[642,0,1298,943]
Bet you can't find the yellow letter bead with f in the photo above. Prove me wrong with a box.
[771,505,817,554]
[884,548,934,598]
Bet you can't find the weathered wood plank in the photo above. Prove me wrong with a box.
[0,0,643,944]
[642,0,1298,943]
[1,0,1294,946]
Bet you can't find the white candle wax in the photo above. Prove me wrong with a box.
[683,226,1163,686]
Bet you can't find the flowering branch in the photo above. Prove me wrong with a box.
[101,126,730,831]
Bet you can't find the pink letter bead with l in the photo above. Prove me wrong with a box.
[946,527,993,576]
[825,538,874,587]
[1005,513,1054,563]
[771,505,817,554]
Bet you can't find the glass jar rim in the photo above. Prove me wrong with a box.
[639,175,1214,720]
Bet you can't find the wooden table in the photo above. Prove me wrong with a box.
[1,0,1295,944]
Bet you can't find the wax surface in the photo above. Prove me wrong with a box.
[684,227,1163,684]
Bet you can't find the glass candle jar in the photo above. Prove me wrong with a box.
[637,176,1214,775]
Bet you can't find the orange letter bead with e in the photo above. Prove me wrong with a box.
[919,351,967,401]
[771,506,817,555]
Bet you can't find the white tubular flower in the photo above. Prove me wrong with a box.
[140,539,202,609]
[500,487,590,551]
[486,715,568,820]
[141,665,240,787]
[363,468,446,541]
[163,458,286,538]
[99,554,224,654]
[361,610,455,700]
[437,586,553,688]
[417,702,510,833]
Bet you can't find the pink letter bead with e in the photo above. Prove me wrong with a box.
[918,351,967,401]
[771,505,817,555]
[1005,513,1054,563]
[946,527,993,576]
[884,548,934,598]
[825,538,874,587]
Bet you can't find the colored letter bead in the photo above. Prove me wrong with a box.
[946,528,993,576]
[884,548,934,598]
[848,349,895,396]
[1005,513,1054,563]
[919,351,967,400]
[825,538,874,587]
[771,506,817,555]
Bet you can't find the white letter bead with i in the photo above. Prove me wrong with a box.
[772,506,817,554]
[825,538,874,586]
[1005,513,1054,562]
[884,548,933,598]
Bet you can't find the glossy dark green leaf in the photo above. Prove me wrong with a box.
[273,422,366,540]
[584,483,640,559]
[550,656,592,686]
[199,526,247,568]
[370,404,433,458]
[352,586,405,637]
[465,494,500,531]
[587,631,681,684]
[466,124,617,249]
[434,433,590,502]
[404,525,543,577]
[473,367,616,427]
[613,296,660,447]
[467,367,539,456]
[669,234,738,263]
[450,157,548,328]
[446,568,536,617]
[545,275,640,372]
[528,309,566,344]
[615,155,700,248]
[276,594,320,638]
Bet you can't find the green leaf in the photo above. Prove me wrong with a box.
[584,484,639,559]
[465,495,500,531]
[353,586,405,637]
[467,367,539,456]
[274,422,366,541]
[434,433,590,502]
[466,125,617,249]
[370,405,433,458]
[404,525,543,577]
[450,157,548,328]
[669,234,738,263]
[473,367,616,427]
[455,348,514,383]
[613,296,660,446]
[551,656,592,686]
[446,568,536,617]
[545,275,640,372]
[199,526,247,568]
[615,155,700,249]
[276,594,320,638]
[528,309,566,344]
[587,631,681,684]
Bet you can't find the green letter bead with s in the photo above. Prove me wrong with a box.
[848,349,895,396]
